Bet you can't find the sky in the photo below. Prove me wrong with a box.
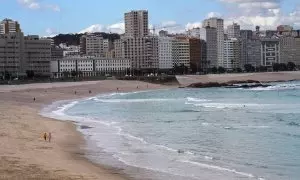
[0,0,299,36]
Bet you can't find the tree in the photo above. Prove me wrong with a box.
[244,64,255,72]
[287,62,296,71]
[71,70,78,77]
[279,63,287,71]
[218,66,226,74]
[26,70,35,79]
[236,68,243,73]
[63,71,70,78]
[211,67,218,74]
[273,63,280,71]
[257,66,267,72]
[4,71,10,80]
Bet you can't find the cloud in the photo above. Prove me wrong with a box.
[18,0,60,12]
[45,28,58,37]
[79,22,125,34]
[218,0,300,30]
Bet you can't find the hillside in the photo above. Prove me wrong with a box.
[52,32,121,46]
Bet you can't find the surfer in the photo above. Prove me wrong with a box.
[178,149,184,154]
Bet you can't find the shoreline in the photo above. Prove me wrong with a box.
[0,80,172,180]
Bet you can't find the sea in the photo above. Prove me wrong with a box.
[41,81,300,180]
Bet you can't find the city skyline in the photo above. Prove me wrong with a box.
[0,0,300,36]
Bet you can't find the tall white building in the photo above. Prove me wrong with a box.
[158,36,174,70]
[224,38,241,70]
[203,18,224,67]
[125,10,149,37]
[200,27,218,68]
[172,37,190,68]
[261,38,280,67]
[227,23,240,39]
[0,19,21,34]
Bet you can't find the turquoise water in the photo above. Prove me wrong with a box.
[47,81,300,180]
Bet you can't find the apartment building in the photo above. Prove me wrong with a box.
[200,27,217,68]
[280,36,297,64]
[158,36,174,70]
[0,19,21,34]
[23,35,52,76]
[203,17,224,67]
[0,33,23,76]
[223,38,241,70]
[189,38,201,72]
[172,37,190,68]
[125,10,149,37]
[227,23,240,39]
[115,36,159,70]
[245,39,262,68]
[261,38,280,67]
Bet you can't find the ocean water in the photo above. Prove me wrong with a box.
[43,81,300,180]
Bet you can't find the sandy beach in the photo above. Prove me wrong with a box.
[0,80,167,180]
[177,71,300,86]
[1,72,300,180]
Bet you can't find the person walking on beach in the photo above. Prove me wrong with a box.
[43,132,47,141]
[48,132,52,142]
[33,97,36,101]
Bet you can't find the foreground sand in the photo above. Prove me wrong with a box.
[0,80,168,180]
[177,71,300,86]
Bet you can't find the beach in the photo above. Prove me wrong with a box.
[176,71,300,86]
[0,80,166,180]
[0,72,300,180]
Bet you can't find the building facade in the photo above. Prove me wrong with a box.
[115,36,159,71]
[85,35,104,57]
[0,33,23,77]
[172,37,190,68]
[23,35,52,76]
[203,18,224,67]
[0,19,21,34]
[50,56,130,78]
[227,23,240,39]
[158,36,174,70]
[223,38,241,70]
[189,38,201,72]
[125,10,149,37]
[200,27,217,68]
[280,36,297,64]
[261,38,280,67]
[245,39,262,68]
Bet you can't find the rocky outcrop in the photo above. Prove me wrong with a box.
[187,80,270,88]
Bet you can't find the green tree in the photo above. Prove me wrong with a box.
[218,66,226,74]
[287,62,296,71]
[26,70,35,79]
[273,63,280,71]
[244,64,254,72]
[279,63,287,71]
[63,71,70,78]
[71,70,78,77]
[211,67,218,74]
